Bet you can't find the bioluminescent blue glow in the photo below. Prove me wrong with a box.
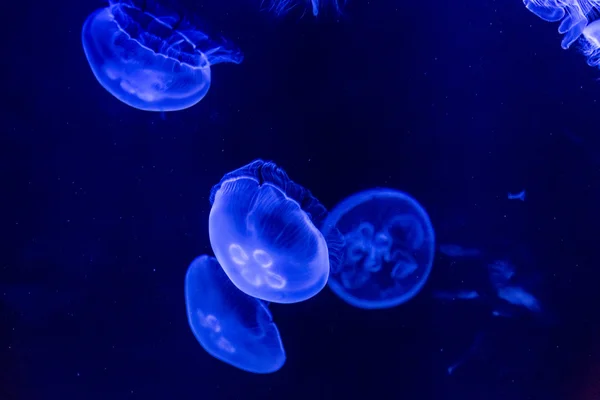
[507,190,526,201]
[263,0,343,17]
[438,244,482,258]
[522,0,590,49]
[82,0,243,112]
[433,254,542,316]
[208,159,342,304]
[321,188,435,309]
[581,19,600,66]
[521,0,600,67]
[184,255,286,374]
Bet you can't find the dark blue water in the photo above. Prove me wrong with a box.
[2,0,599,399]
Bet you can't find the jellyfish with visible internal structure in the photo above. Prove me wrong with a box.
[82,0,243,112]
[320,188,435,309]
[208,159,343,304]
[185,255,286,374]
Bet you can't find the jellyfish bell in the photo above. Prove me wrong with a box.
[184,255,286,374]
[81,0,243,112]
[321,188,435,309]
[208,159,342,304]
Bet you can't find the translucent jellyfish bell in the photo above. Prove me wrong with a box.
[184,255,286,374]
[209,159,341,304]
[321,188,435,309]
[81,0,243,112]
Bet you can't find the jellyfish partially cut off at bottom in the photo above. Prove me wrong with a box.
[184,255,286,374]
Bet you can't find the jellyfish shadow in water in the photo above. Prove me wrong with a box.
[320,188,435,309]
[208,159,343,305]
[82,0,243,112]
[185,255,286,374]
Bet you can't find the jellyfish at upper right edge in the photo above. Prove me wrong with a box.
[579,19,600,67]
[185,255,286,374]
[320,188,435,309]
[208,159,343,304]
[521,0,592,50]
[82,0,243,112]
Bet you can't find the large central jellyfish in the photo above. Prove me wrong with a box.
[321,188,435,309]
[208,159,342,304]
[82,0,243,112]
[185,255,286,374]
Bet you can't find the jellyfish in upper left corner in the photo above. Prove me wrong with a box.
[185,255,285,373]
[321,188,435,309]
[81,0,243,112]
[208,159,343,304]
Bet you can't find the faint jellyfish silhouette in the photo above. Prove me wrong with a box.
[434,255,542,317]
[185,255,286,374]
[438,244,482,259]
[208,159,343,304]
[321,188,435,309]
[82,0,243,112]
[507,190,526,201]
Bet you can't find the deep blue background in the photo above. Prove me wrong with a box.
[2,0,600,399]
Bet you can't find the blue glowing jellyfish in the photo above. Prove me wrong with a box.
[185,255,286,374]
[320,188,435,309]
[82,0,243,112]
[208,159,342,304]
[263,0,342,17]
[581,19,600,66]
[522,0,591,49]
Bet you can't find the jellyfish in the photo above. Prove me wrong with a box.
[184,255,286,374]
[262,0,342,18]
[81,0,243,112]
[507,190,526,201]
[522,0,592,49]
[320,188,435,309]
[208,159,343,304]
[581,19,600,66]
[433,255,542,317]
